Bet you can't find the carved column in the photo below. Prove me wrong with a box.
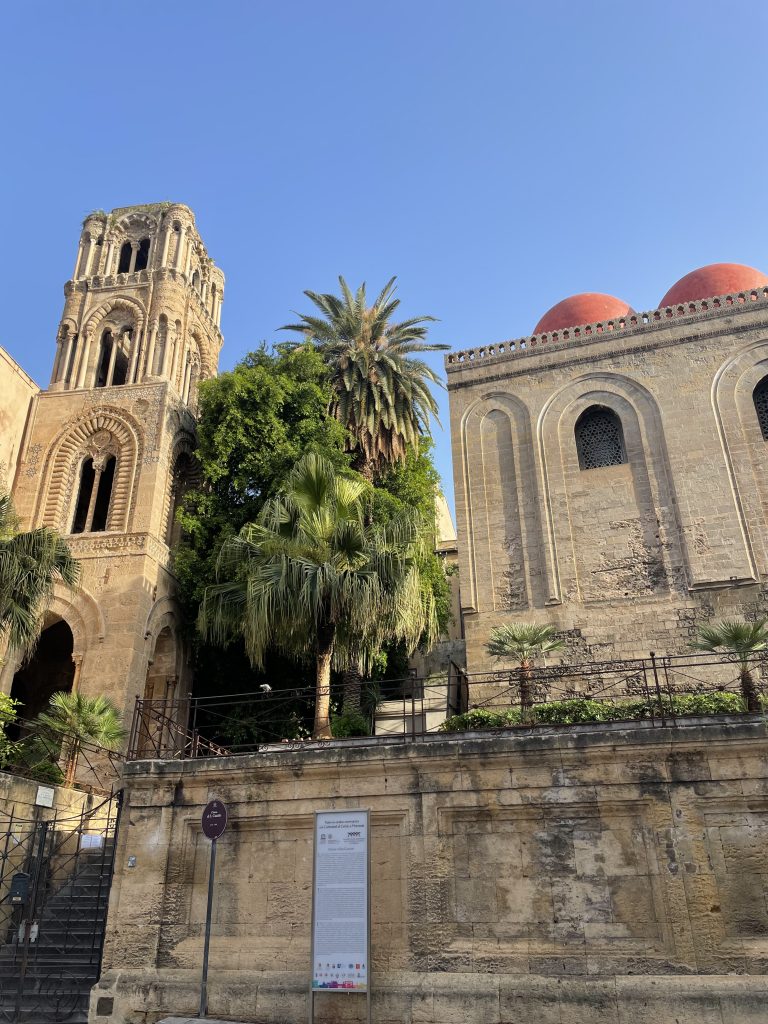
[73,240,85,278]
[83,237,97,276]
[71,654,83,694]
[174,227,186,271]
[75,332,93,389]
[144,320,159,380]
[105,337,119,387]
[104,240,115,277]
[171,333,184,388]
[160,224,171,266]
[128,242,138,275]
[128,325,143,382]
[50,332,66,384]
[160,324,173,377]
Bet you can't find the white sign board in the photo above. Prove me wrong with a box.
[35,785,55,808]
[311,810,369,993]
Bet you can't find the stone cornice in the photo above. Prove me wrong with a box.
[446,288,768,387]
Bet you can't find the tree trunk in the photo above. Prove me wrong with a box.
[519,660,534,712]
[740,664,761,713]
[342,659,363,714]
[314,625,336,739]
[64,740,80,788]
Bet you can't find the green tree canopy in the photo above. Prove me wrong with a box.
[37,691,125,787]
[691,618,768,712]
[199,453,437,737]
[281,277,448,480]
[174,344,348,609]
[0,492,79,654]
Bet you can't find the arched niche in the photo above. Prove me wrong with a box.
[9,615,75,727]
[712,339,768,577]
[459,393,545,613]
[537,373,686,604]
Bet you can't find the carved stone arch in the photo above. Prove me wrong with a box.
[83,295,146,341]
[58,316,78,338]
[536,373,686,604]
[113,212,157,238]
[712,338,768,575]
[142,599,188,711]
[36,406,143,533]
[0,583,106,699]
[162,431,198,543]
[459,392,544,613]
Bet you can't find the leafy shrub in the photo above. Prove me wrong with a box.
[0,693,20,766]
[331,710,371,738]
[439,691,758,733]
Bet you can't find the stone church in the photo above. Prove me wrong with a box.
[448,263,768,672]
[0,203,224,724]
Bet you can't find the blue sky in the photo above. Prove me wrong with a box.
[3,1,767,514]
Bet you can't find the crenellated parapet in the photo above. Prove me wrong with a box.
[446,285,768,370]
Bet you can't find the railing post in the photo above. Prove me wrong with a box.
[649,651,667,727]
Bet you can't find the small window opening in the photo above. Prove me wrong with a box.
[117,242,132,274]
[112,341,129,386]
[71,455,116,533]
[192,270,200,291]
[754,377,768,441]
[134,237,150,272]
[96,331,113,388]
[72,458,96,533]
[91,456,116,531]
[575,406,627,470]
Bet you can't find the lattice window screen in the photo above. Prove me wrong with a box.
[575,407,627,470]
[754,378,768,441]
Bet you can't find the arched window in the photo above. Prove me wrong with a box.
[71,454,116,534]
[575,405,627,470]
[134,237,150,271]
[191,270,200,291]
[117,242,132,274]
[754,377,768,441]
[95,329,129,387]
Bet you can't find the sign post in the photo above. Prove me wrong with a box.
[199,799,227,1018]
[309,809,371,1024]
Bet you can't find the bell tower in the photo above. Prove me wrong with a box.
[2,203,225,730]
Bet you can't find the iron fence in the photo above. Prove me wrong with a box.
[126,650,767,763]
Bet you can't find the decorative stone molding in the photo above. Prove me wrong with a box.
[38,408,143,533]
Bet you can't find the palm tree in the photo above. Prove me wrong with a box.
[485,623,565,712]
[280,277,448,481]
[691,619,768,712]
[199,453,437,738]
[36,692,126,787]
[0,491,80,654]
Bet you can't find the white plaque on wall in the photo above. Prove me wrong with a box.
[35,785,55,808]
[310,810,370,993]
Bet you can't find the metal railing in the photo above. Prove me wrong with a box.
[2,718,123,796]
[126,650,766,764]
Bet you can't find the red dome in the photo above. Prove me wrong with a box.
[534,293,635,335]
[660,263,768,308]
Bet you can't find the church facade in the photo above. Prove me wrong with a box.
[0,203,224,725]
[448,264,768,672]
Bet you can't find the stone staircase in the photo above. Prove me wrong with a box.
[0,837,114,1024]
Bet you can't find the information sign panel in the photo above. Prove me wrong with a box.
[311,810,369,994]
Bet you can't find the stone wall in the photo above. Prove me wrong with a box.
[447,299,768,672]
[0,345,37,490]
[93,718,768,1023]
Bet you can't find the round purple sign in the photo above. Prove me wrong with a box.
[201,799,227,840]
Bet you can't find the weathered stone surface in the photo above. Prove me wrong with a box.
[92,719,768,1022]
